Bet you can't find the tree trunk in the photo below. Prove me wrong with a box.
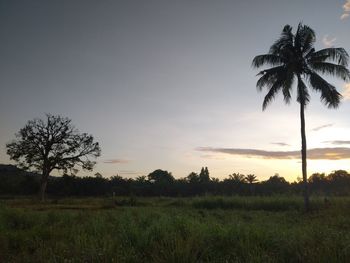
[300,102,310,211]
[40,173,49,202]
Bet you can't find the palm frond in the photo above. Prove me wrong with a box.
[308,62,350,81]
[308,72,342,108]
[297,76,310,106]
[309,48,349,67]
[262,80,283,110]
[282,69,294,104]
[256,66,285,91]
[253,23,349,112]
[252,54,285,68]
[269,25,294,54]
[295,23,315,55]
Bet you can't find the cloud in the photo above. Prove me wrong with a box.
[341,13,350,20]
[103,159,130,164]
[341,1,350,19]
[344,0,350,12]
[196,147,350,160]
[342,84,350,100]
[322,35,336,47]
[323,140,350,145]
[311,123,333,131]
[270,142,290,146]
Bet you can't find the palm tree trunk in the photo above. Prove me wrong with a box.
[300,102,310,211]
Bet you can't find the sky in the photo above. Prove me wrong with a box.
[0,0,350,181]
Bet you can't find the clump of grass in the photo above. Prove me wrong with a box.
[114,196,142,207]
[191,196,328,211]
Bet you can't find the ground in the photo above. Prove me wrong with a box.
[1,196,350,262]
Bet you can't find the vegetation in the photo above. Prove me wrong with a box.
[6,114,101,201]
[2,23,350,262]
[1,196,350,262]
[2,165,350,198]
[252,23,350,211]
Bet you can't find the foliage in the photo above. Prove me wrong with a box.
[2,164,350,197]
[252,23,350,109]
[1,197,350,262]
[6,114,100,200]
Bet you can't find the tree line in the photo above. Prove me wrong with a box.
[1,164,350,197]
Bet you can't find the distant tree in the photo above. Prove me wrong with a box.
[199,167,210,183]
[94,172,103,178]
[253,23,350,210]
[308,173,326,183]
[266,174,288,184]
[327,170,350,195]
[263,174,290,194]
[245,174,258,195]
[147,169,174,184]
[147,169,175,196]
[6,114,101,201]
[245,174,258,184]
[135,175,147,183]
[327,170,350,181]
[308,173,328,195]
[228,173,246,184]
[186,172,200,184]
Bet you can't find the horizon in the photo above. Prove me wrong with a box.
[1,0,350,181]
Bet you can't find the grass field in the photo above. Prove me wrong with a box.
[1,196,350,262]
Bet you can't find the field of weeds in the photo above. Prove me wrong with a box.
[1,196,350,262]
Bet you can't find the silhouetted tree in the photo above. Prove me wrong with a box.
[264,174,290,194]
[186,172,200,184]
[253,23,350,211]
[229,173,246,183]
[135,175,147,183]
[308,173,328,195]
[245,174,258,195]
[147,169,175,195]
[6,114,101,201]
[245,174,258,184]
[327,170,350,195]
[148,169,174,184]
[199,167,210,183]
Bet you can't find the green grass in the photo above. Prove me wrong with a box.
[1,196,350,262]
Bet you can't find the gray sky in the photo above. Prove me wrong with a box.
[1,0,350,180]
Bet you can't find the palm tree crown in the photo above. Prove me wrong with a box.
[245,174,258,184]
[252,23,350,109]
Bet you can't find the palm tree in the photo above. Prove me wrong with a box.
[252,23,350,211]
[229,173,246,184]
[245,174,258,184]
[245,174,258,195]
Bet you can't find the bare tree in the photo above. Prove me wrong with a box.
[6,114,101,201]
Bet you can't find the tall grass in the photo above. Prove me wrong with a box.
[1,197,350,262]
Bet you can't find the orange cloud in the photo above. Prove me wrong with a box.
[342,84,350,100]
[341,1,350,19]
[344,0,350,11]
